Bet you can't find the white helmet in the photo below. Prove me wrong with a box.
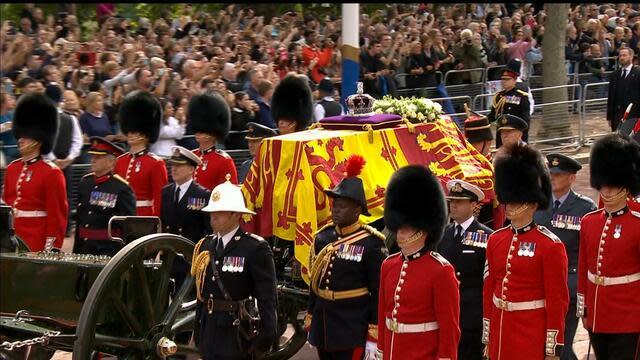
[201,175,256,215]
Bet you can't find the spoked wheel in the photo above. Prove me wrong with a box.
[73,234,199,359]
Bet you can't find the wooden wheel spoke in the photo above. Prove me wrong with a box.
[134,261,156,325]
[111,294,144,336]
[162,276,195,326]
[153,251,176,317]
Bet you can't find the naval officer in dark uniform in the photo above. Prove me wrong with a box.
[487,59,531,148]
[161,146,211,243]
[306,155,388,360]
[437,179,493,360]
[534,153,596,360]
[191,176,277,360]
[74,137,136,256]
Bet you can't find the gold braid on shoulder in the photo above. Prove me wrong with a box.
[492,93,506,117]
[191,237,211,302]
[362,224,386,241]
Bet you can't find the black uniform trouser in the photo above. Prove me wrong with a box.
[317,347,363,360]
[588,331,640,360]
[561,301,579,360]
[459,328,483,360]
[62,165,73,235]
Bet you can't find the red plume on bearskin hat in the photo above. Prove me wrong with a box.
[324,155,370,216]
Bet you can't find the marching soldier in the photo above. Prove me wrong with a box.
[74,137,136,255]
[483,144,569,360]
[188,93,238,190]
[191,176,277,360]
[487,59,531,148]
[161,146,211,306]
[438,179,493,360]
[378,165,460,359]
[533,153,596,360]
[238,122,278,183]
[578,134,640,360]
[306,155,388,360]
[114,90,168,216]
[1,93,68,252]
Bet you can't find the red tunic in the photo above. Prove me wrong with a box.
[378,249,460,360]
[577,204,640,333]
[2,157,68,251]
[482,223,569,359]
[193,146,238,190]
[114,149,167,216]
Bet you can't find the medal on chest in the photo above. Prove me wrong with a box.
[202,160,208,171]
[613,224,622,239]
[89,191,118,208]
[517,241,536,257]
[135,161,141,173]
[462,231,489,248]
[25,170,33,182]
[337,244,364,262]
[222,256,245,272]
[187,197,206,210]
[505,95,521,105]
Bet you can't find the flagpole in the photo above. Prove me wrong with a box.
[341,3,360,107]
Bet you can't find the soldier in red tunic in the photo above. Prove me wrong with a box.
[2,93,68,251]
[483,144,569,360]
[377,165,460,360]
[578,134,640,360]
[114,91,168,216]
[187,93,238,190]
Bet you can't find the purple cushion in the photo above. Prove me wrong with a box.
[320,113,403,130]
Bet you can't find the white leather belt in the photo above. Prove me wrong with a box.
[136,200,153,207]
[588,271,640,286]
[385,317,439,333]
[13,210,48,218]
[493,295,545,311]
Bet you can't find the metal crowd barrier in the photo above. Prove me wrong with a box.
[581,82,611,145]
[443,68,486,86]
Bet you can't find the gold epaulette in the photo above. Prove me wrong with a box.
[193,251,210,302]
[517,89,529,96]
[82,172,95,179]
[314,221,334,237]
[362,224,385,241]
[113,174,129,185]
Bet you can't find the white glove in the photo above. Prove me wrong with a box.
[364,341,377,360]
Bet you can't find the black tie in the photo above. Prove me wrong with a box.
[553,200,561,213]
[216,236,224,255]
[622,69,627,79]
[174,186,181,204]
[454,224,463,242]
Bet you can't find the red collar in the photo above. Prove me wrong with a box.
[95,173,112,184]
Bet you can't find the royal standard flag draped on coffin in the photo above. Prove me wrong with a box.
[241,117,494,284]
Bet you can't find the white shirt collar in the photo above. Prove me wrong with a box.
[176,179,193,202]
[218,225,240,248]
[553,190,571,207]
[622,64,633,73]
[322,96,335,101]
[454,216,475,233]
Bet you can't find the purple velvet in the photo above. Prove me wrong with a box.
[320,113,402,124]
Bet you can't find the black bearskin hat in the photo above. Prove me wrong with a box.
[12,93,58,154]
[271,74,313,131]
[590,133,640,196]
[494,144,552,209]
[384,165,447,246]
[119,90,162,143]
[186,92,231,139]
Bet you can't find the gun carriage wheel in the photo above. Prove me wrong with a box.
[72,234,197,359]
